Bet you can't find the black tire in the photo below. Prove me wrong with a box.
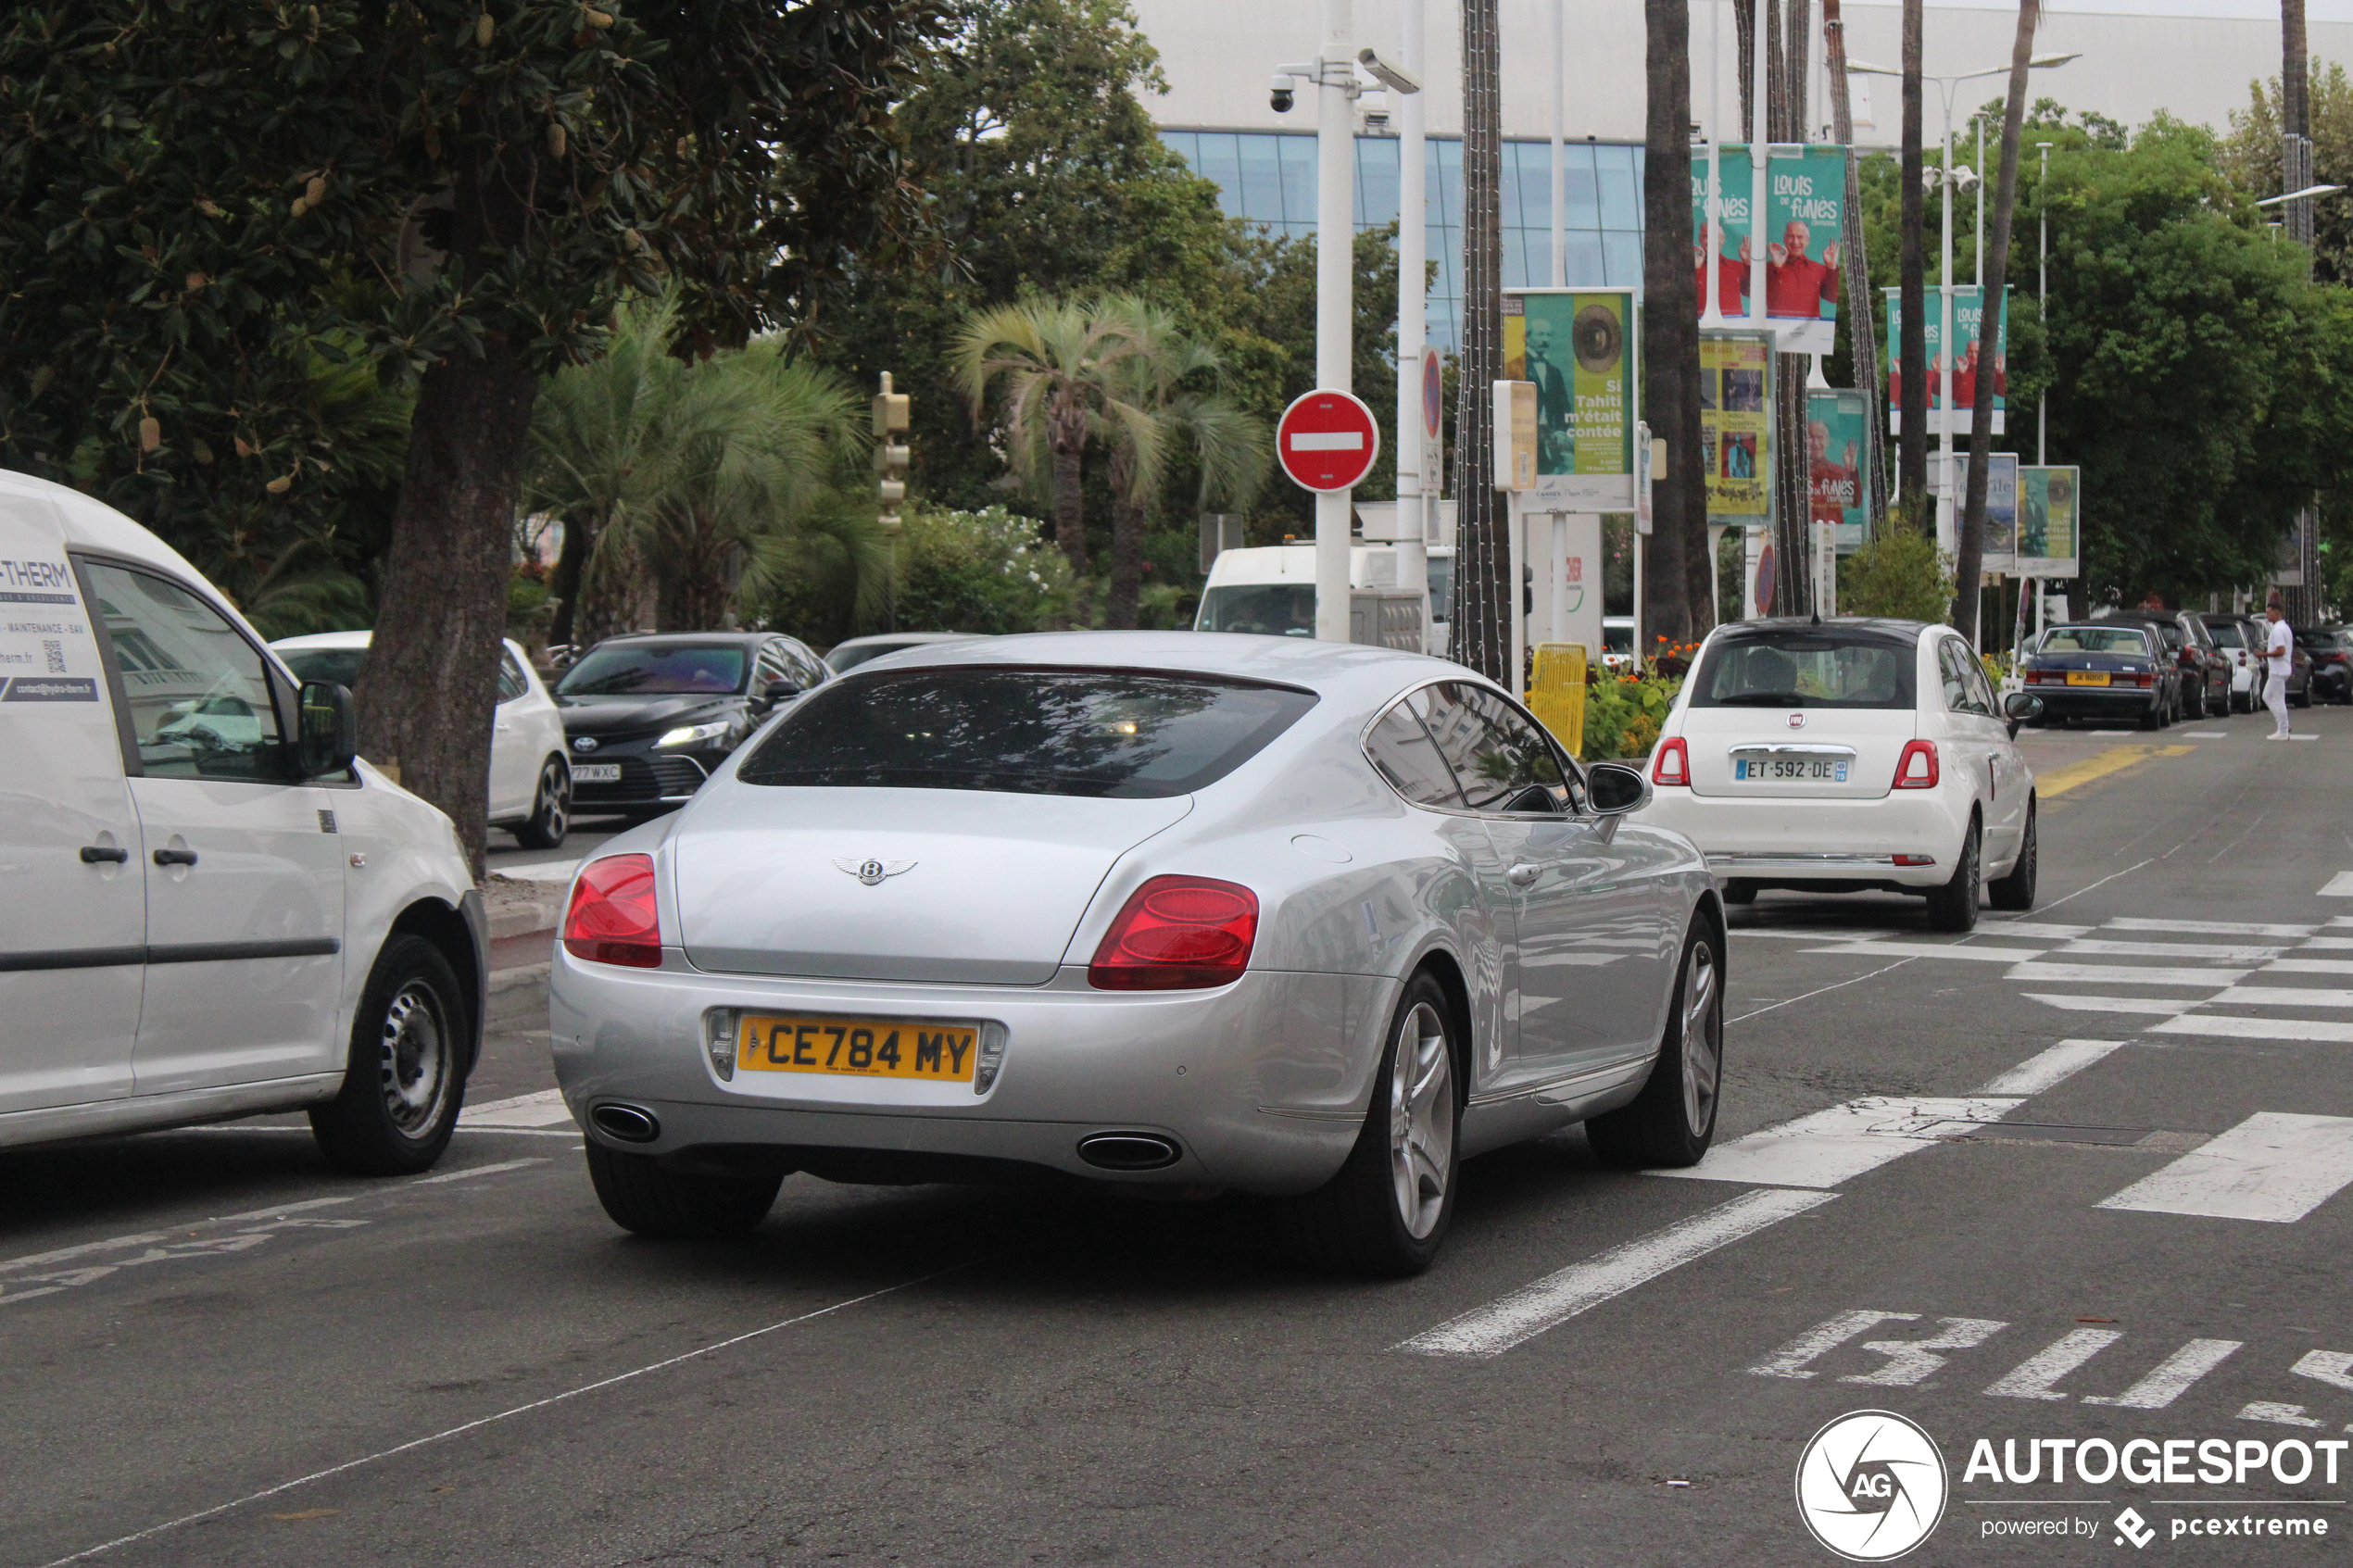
[510,758,571,850]
[1987,801,2037,911]
[1285,971,1461,1278]
[2184,681,2203,720]
[1721,879,1757,906]
[2233,687,2253,714]
[2293,683,2312,709]
[585,1142,783,1239]
[1923,819,1982,933]
[2138,699,2163,732]
[309,934,469,1175]
[1587,919,1724,1169]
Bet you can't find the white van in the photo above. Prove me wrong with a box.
[1193,544,1455,656]
[0,470,484,1173]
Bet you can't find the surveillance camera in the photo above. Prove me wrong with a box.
[1269,72,1295,113]
[1356,46,1423,95]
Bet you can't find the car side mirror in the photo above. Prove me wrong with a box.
[757,677,803,710]
[1587,760,1652,817]
[296,681,358,778]
[2003,690,2044,738]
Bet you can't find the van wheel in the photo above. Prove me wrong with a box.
[585,1143,782,1238]
[510,759,570,850]
[1587,921,1723,1168]
[310,935,467,1175]
[1924,820,1982,932]
[1987,803,2037,911]
[1285,972,1460,1277]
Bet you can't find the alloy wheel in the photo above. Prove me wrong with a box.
[377,982,451,1136]
[1680,940,1722,1138]
[1388,1001,1454,1240]
[540,761,571,840]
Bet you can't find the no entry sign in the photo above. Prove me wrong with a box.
[1277,389,1380,493]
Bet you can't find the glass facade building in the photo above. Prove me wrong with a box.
[1158,132,1647,352]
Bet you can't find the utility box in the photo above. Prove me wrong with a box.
[1350,591,1424,652]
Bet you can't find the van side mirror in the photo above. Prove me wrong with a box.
[297,681,358,778]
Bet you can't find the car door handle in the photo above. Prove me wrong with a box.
[80,845,130,864]
[153,847,198,867]
[1507,862,1541,887]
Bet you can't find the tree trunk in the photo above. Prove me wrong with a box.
[355,344,536,879]
[1955,0,2041,640]
[1051,435,1088,575]
[2284,0,2309,144]
[1769,0,1812,614]
[574,528,644,649]
[1898,0,1928,519]
[1453,0,1511,682]
[1822,0,1891,537]
[655,521,735,632]
[1643,0,1697,648]
[547,506,590,652]
[1106,495,1146,629]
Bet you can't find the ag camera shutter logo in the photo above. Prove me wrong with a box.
[1794,1410,1948,1561]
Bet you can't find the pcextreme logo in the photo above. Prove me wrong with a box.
[1796,1410,1949,1562]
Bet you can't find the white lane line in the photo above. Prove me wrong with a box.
[2096,1113,2353,1223]
[0,1197,355,1278]
[2145,1013,2353,1044]
[1804,941,2046,963]
[1393,1189,1836,1359]
[1974,922,2094,940]
[2320,872,2353,897]
[411,1159,547,1185]
[2036,857,2158,913]
[1984,1328,2125,1400]
[2179,730,2230,738]
[2020,994,2195,1017]
[1732,928,1901,942]
[2208,985,2353,1009]
[2060,939,2287,961]
[39,1263,975,1567]
[2104,917,2317,939]
[2081,1339,2245,1409]
[2007,962,2247,988]
[1652,1097,2023,1189]
[2263,958,2353,975]
[1727,957,1917,1024]
[459,1088,574,1129]
[1975,1039,2127,1097]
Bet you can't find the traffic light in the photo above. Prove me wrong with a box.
[872,371,910,535]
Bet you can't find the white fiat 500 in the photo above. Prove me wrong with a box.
[1636,618,2042,930]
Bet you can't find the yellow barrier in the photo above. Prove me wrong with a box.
[1528,642,1588,759]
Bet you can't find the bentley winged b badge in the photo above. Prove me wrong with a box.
[836,857,916,887]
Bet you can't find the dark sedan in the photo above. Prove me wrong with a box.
[2296,626,2347,704]
[2168,611,2232,719]
[554,633,828,821]
[2019,623,2171,728]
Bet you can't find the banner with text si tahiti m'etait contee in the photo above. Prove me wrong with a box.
[1690,144,1847,356]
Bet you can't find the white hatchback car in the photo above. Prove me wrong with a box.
[0,468,484,1172]
[1636,618,2041,930]
[273,629,572,849]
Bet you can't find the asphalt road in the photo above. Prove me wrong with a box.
[9,705,2353,1566]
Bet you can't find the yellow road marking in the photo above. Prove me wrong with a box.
[2037,744,2196,798]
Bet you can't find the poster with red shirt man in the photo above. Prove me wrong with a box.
[1689,144,1846,354]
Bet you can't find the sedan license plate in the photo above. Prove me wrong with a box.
[571,762,623,783]
[1733,754,1848,783]
[2065,671,2110,687]
[736,1015,978,1082]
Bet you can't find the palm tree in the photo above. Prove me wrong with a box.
[952,296,1158,575]
[1099,307,1270,629]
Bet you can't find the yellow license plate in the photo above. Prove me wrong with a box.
[736,1015,978,1082]
[2066,671,2110,686]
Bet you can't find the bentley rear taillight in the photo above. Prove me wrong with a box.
[1089,876,1258,990]
[563,854,663,968]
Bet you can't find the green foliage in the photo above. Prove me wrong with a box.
[1841,530,1956,622]
[1582,674,1681,762]
[893,503,1076,634]
[2219,62,2353,286]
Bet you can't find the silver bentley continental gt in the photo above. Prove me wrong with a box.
[549,633,1725,1275]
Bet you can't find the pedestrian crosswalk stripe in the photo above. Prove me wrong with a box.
[1974,921,2094,939]
[2296,937,2353,950]
[1975,1038,2126,1096]
[2259,958,2353,975]
[1805,941,2035,962]
[2105,917,2318,939]
[2146,1013,2353,1044]
[2319,872,2353,897]
[2095,1113,2353,1223]
[2007,962,2251,987]
[1654,1096,2025,1189]
[2209,985,2353,1009]
[2059,938,2287,961]
[2022,993,2194,1016]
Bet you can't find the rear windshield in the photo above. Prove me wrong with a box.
[1687,628,1917,709]
[736,669,1318,798]
[2040,626,2150,656]
[2204,621,2246,649]
[279,647,366,688]
[1196,583,1316,636]
[558,643,748,696]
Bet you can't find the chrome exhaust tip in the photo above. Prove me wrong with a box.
[1076,1132,1182,1172]
[590,1103,661,1144]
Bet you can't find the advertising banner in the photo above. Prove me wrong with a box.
[1701,329,1774,526]
[1503,289,1637,509]
[1806,388,1869,554]
[2017,464,2081,578]
[1928,453,2021,570]
[1689,144,1848,355]
[1885,285,2007,435]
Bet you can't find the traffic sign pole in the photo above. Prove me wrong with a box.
[1315,0,1353,644]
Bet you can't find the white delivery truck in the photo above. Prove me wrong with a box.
[1193,544,1455,657]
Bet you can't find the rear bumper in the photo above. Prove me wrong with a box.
[2020,684,2161,720]
[1636,788,1968,888]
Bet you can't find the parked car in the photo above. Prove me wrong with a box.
[2296,626,2350,704]
[548,633,1719,1275]
[2195,613,2262,713]
[553,632,828,822]
[822,631,980,675]
[2168,612,2233,719]
[272,630,572,849]
[1637,617,2040,931]
[1,467,482,1172]
[2020,622,2175,729]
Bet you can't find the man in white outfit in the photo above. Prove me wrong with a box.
[2263,595,2295,739]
